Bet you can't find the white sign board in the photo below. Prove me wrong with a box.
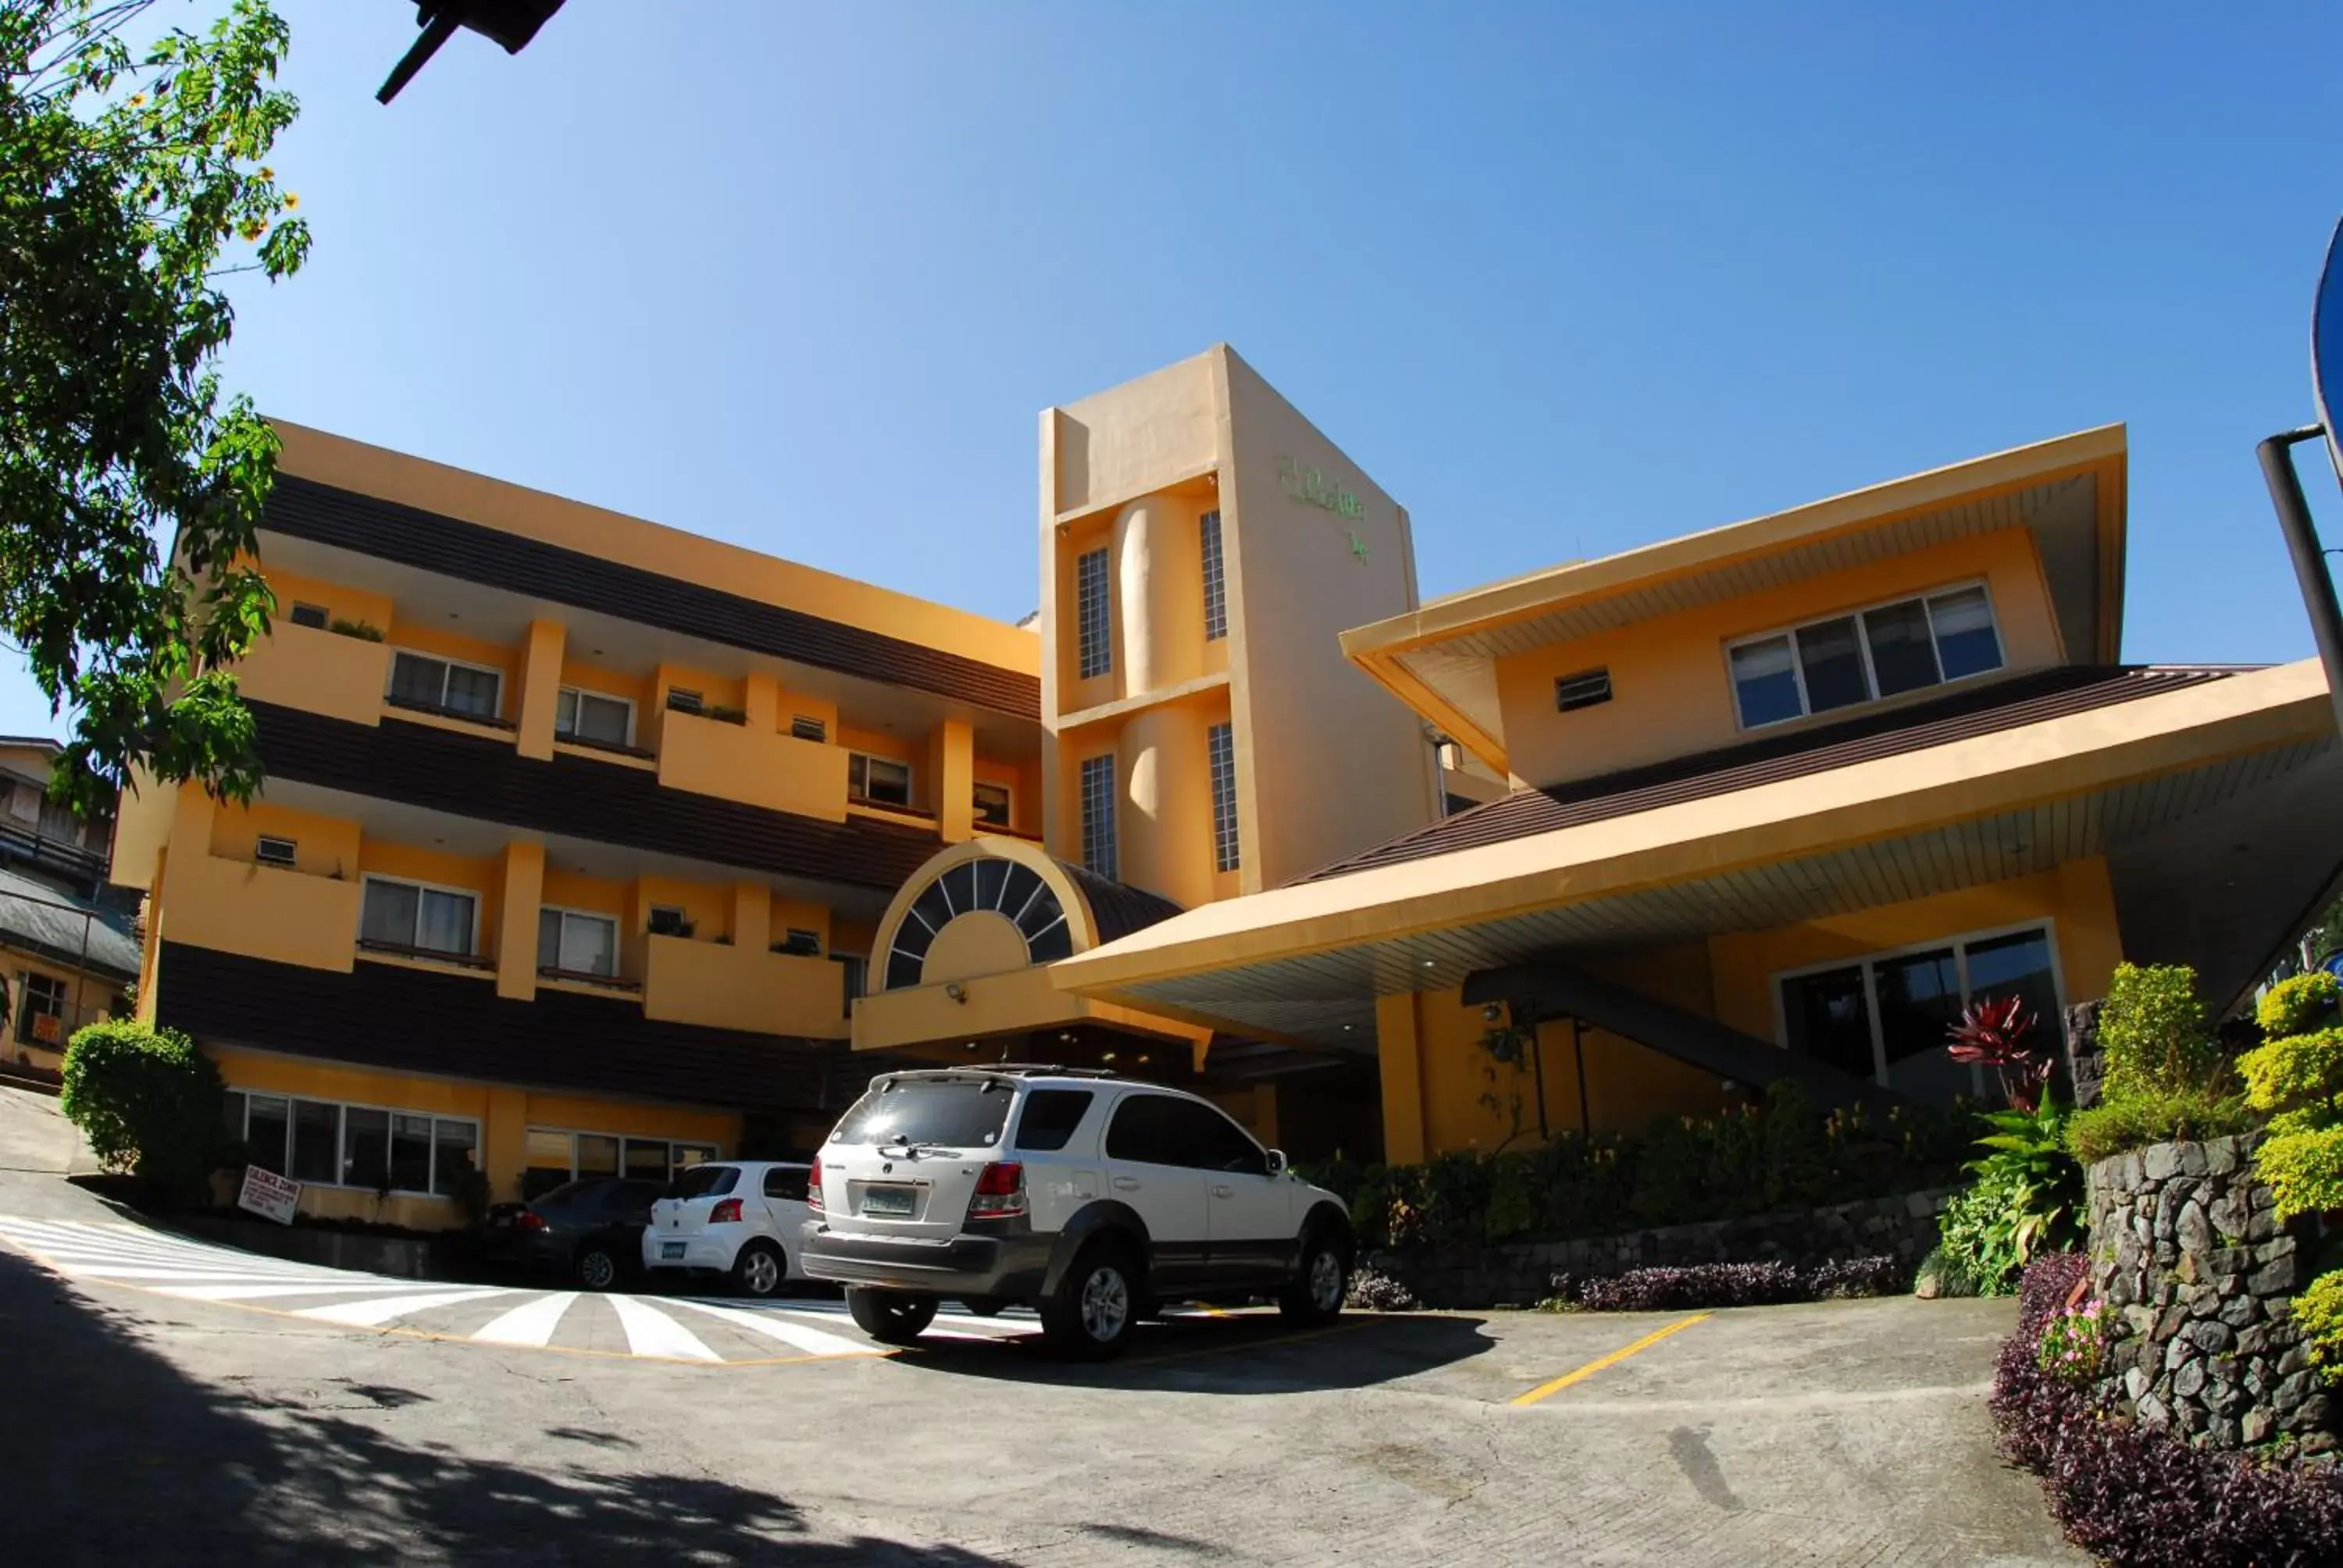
[237,1165,301,1226]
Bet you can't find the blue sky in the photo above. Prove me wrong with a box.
[12,1,2343,737]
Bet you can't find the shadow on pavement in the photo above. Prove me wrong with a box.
[0,1247,1025,1566]
[894,1309,1495,1392]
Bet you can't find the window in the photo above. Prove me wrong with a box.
[1015,1089,1094,1153]
[1728,583,2006,729]
[1208,722,1239,873]
[225,1092,477,1198]
[1553,668,1614,713]
[833,953,868,1001]
[648,905,693,938]
[555,687,633,747]
[665,687,704,715]
[1076,547,1111,679]
[388,650,501,722]
[359,877,477,958]
[1104,1094,1178,1164]
[523,1128,717,1197]
[972,781,1013,829]
[538,907,619,978]
[18,971,68,1045]
[776,928,822,957]
[829,1078,1013,1149]
[667,1164,739,1199]
[289,602,329,630]
[1173,1099,1269,1177]
[255,835,298,868]
[848,753,912,807]
[763,1167,810,1202]
[1201,509,1227,641]
[1080,754,1118,877]
[1776,924,2060,1100]
[883,857,1071,989]
[790,715,827,743]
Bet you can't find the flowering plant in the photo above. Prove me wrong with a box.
[1947,993,2051,1110]
[2035,1295,2113,1385]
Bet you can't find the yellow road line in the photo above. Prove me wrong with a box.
[1510,1313,1710,1406]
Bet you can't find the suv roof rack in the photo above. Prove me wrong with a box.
[882,1064,1122,1080]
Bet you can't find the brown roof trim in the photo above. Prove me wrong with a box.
[262,474,1041,721]
[1053,858,1185,944]
[1301,665,2248,882]
[249,702,943,893]
[157,941,862,1113]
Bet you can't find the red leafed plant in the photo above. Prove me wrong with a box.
[1947,995,2050,1110]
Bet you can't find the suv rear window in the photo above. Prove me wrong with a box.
[665,1164,740,1199]
[830,1078,1014,1149]
[1013,1089,1093,1152]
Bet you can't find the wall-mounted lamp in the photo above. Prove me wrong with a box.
[1482,1003,1505,1024]
[945,982,967,1003]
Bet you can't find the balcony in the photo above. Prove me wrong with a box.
[232,619,393,728]
[642,933,847,1038]
[162,853,364,972]
[656,708,849,821]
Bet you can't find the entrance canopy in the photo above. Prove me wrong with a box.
[1049,661,2341,1046]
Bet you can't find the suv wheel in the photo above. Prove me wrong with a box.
[732,1240,786,1299]
[847,1287,938,1345]
[1279,1230,1348,1326]
[1044,1242,1139,1360]
[575,1244,619,1292]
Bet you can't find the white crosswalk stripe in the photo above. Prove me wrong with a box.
[0,1212,977,1366]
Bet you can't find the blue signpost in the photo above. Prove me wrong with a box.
[2257,216,2343,744]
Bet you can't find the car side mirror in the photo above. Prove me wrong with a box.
[1265,1149,1288,1177]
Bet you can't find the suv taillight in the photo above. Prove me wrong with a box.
[517,1211,547,1233]
[806,1163,824,1213]
[709,1197,743,1224]
[966,1161,1027,1221]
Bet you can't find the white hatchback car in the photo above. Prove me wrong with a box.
[800,1067,1353,1357]
[640,1160,813,1299]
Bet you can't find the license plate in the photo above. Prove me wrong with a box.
[861,1186,916,1217]
[661,1242,686,1260]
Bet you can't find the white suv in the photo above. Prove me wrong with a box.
[640,1160,813,1299]
[800,1067,1353,1358]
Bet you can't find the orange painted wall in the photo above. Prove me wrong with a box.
[1494,528,2063,788]
[208,800,362,881]
[261,566,394,635]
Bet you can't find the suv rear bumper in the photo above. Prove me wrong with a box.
[799,1224,1053,1299]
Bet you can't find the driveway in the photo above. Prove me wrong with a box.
[0,1087,2079,1566]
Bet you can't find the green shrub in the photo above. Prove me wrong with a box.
[2238,980,2343,1384]
[1760,1079,1832,1210]
[1484,1153,1534,1242]
[2257,971,2340,1039]
[58,1021,224,1202]
[1935,1178,2025,1295]
[2294,1269,2343,1384]
[1934,1092,2083,1294]
[2064,1087,2259,1164]
[1628,1114,1709,1226]
[2099,962,2227,1101]
[328,618,383,642]
[1915,1242,1985,1298]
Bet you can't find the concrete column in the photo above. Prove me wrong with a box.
[1375,991,1428,1166]
[1116,703,1213,907]
[1111,494,1204,699]
[731,882,771,953]
[514,619,566,761]
[743,672,780,735]
[494,842,545,1001]
[928,718,975,843]
[483,1086,530,1203]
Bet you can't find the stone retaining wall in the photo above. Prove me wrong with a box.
[1369,1187,1956,1309]
[2085,1133,2332,1452]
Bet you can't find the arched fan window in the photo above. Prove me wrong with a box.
[883,857,1073,990]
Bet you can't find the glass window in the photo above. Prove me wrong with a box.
[1863,599,1940,697]
[1730,636,1803,728]
[523,1128,573,1198]
[1964,928,2061,1040]
[556,688,630,746]
[648,905,691,938]
[539,910,617,976]
[1201,510,1227,641]
[1104,1094,1175,1165]
[833,954,867,1000]
[416,889,474,955]
[1208,722,1239,873]
[344,1107,391,1190]
[972,782,1013,829]
[623,1138,670,1181]
[362,879,474,956]
[1166,1099,1268,1176]
[1874,947,1969,1100]
[666,1164,739,1199]
[1076,547,1112,679]
[1928,586,2003,680]
[829,1078,1014,1149]
[849,754,912,807]
[762,1167,810,1202]
[360,879,419,947]
[221,1090,248,1144]
[18,971,67,1044]
[389,1114,432,1193]
[432,1119,479,1198]
[1014,1089,1095,1153]
[441,665,500,719]
[244,1093,289,1175]
[1080,754,1118,878]
[666,688,704,715]
[290,1099,340,1183]
[1793,615,1869,713]
[576,1133,620,1178]
[673,1143,715,1169]
[1781,965,1877,1081]
[778,928,821,957]
[289,602,329,630]
[389,651,446,707]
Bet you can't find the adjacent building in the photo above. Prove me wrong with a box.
[114,344,2343,1219]
[0,739,136,1083]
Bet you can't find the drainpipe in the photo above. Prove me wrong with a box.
[2256,426,2343,744]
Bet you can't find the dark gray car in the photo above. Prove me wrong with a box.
[480,1177,664,1290]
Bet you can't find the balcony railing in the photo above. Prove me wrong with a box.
[642,932,846,1038]
[356,937,495,971]
[165,853,366,973]
[537,964,642,993]
[232,618,393,728]
[384,694,518,731]
[656,707,850,821]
